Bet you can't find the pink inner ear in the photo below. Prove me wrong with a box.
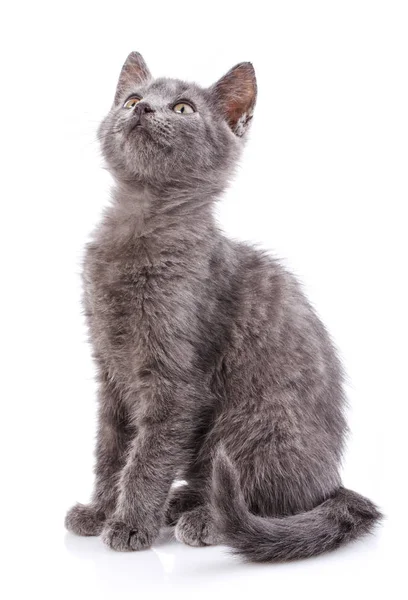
[213,64,257,131]
[226,86,255,128]
[115,53,151,103]
[122,54,151,85]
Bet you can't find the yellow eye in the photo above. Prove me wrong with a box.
[123,97,142,109]
[173,102,195,114]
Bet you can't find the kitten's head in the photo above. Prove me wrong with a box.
[98,52,257,195]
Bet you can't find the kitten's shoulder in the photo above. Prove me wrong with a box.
[230,240,300,291]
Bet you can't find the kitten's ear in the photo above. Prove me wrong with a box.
[210,62,257,137]
[114,52,152,104]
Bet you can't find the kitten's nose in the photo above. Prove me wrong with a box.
[134,101,154,118]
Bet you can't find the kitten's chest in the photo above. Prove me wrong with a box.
[84,244,197,375]
[98,260,152,346]
[91,256,172,339]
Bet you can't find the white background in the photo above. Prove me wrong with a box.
[1,1,407,598]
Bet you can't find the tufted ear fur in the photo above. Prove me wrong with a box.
[210,62,257,137]
[114,52,152,104]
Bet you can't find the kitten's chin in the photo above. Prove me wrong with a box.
[127,125,151,141]
[127,127,171,153]
[129,123,147,133]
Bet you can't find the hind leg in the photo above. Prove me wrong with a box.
[165,435,215,526]
[169,455,223,545]
[165,485,203,526]
[175,504,223,547]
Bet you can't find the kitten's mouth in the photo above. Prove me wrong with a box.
[127,116,146,134]
[130,122,150,136]
[126,118,154,142]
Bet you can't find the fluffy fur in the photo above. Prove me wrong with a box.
[65,52,381,561]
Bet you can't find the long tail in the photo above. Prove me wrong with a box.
[211,449,382,562]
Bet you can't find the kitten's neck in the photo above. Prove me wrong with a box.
[111,180,216,228]
[101,181,219,263]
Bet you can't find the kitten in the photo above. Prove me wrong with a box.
[65,52,381,561]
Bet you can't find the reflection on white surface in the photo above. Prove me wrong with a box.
[54,518,387,600]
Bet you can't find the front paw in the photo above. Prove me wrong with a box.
[65,503,106,536]
[101,519,158,552]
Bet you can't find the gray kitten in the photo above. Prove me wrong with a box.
[65,52,381,561]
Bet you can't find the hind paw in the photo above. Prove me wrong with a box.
[165,486,203,526]
[175,505,223,547]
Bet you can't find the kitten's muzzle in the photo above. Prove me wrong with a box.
[132,101,155,127]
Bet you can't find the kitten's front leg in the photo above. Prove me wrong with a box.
[101,383,195,551]
[65,372,132,536]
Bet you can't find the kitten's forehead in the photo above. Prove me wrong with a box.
[146,77,205,102]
